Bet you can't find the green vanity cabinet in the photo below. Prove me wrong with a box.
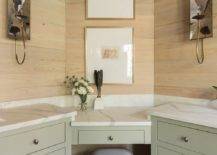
[0,118,72,155]
[151,116,217,155]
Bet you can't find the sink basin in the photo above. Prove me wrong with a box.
[48,96,95,108]
[44,96,75,108]
[164,103,217,114]
[207,100,217,110]
[49,102,75,108]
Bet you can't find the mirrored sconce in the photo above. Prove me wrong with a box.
[190,0,213,64]
[8,0,30,65]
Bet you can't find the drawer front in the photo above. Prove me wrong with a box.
[30,148,66,155]
[0,123,65,155]
[156,146,201,155]
[157,146,183,155]
[49,149,65,155]
[79,130,145,144]
[157,121,217,154]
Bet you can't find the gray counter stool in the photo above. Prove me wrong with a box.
[91,148,133,155]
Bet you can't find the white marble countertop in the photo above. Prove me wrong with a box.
[0,103,151,133]
[0,104,77,133]
[0,95,153,132]
[2,95,215,133]
[71,107,151,126]
[149,103,217,129]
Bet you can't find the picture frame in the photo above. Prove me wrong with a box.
[85,27,134,84]
[86,0,135,19]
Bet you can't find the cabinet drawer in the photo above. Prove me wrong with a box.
[157,121,217,154]
[0,123,65,155]
[78,130,145,144]
[157,146,183,155]
[30,148,66,155]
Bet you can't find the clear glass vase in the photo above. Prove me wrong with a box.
[79,95,88,111]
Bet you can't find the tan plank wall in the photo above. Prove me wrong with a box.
[155,0,217,99]
[0,0,66,102]
[66,0,154,95]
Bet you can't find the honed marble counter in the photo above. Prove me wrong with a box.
[71,107,151,126]
[0,104,77,133]
[149,103,217,129]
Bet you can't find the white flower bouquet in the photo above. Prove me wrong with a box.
[64,76,94,111]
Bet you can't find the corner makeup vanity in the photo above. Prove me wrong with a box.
[151,103,217,155]
[0,98,152,155]
[1,97,217,155]
[70,108,151,145]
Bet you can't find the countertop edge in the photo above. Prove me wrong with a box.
[70,121,151,127]
[0,112,77,134]
[150,111,217,129]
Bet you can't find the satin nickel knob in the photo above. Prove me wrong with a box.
[181,136,189,143]
[108,136,114,141]
[33,139,39,145]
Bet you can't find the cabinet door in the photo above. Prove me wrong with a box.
[48,149,65,155]
[157,146,184,155]
[157,146,202,155]
[30,148,65,155]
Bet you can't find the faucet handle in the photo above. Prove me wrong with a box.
[212,86,217,91]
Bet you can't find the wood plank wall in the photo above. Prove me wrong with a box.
[155,0,217,99]
[66,0,154,95]
[0,0,66,102]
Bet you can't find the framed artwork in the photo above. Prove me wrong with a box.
[85,27,134,84]
[86,0,135,19]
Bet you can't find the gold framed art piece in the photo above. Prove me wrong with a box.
[85,27,134,85]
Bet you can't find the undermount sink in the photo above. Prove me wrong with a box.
[49,101,77,108]
[207,100,217,110]
[178,104,216,113]
[45,96,76,108]
[48,96,95,108]
[164,103,217,114]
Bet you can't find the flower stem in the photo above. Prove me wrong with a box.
[79,95,87,111]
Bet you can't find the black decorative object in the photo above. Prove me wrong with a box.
[212,86,217,99]
[94,70,103,98]
[212,86,217,91]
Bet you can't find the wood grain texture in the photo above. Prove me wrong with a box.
[0,0,66,102]
[66,0,154,94]
[154,0,217,99]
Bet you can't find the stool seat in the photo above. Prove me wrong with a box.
[91,148,133,155]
